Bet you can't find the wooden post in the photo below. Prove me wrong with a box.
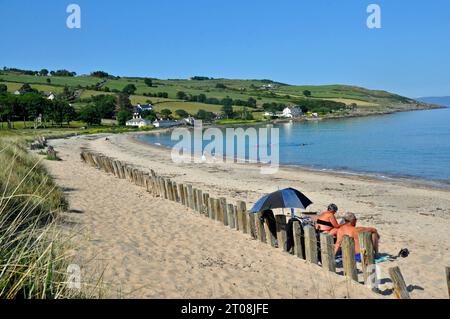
[292,220,304,259]
[154,176,160,196]
[178,183,184,204]
[115,161,123,179]
[359,231,376,287]
[159,177,164,198]
[220,198,228,226]
[227,203,236,228]
[264,218,276,247]
[118,161,125,179]
[162,178,168,199]
[255,212,267,243]
[186,184,194,209]
[171,181,176,201]
[208,197,215,220]
[182,185,187,206]
[203,193,209,216]
[213,198,221,222]
[140,171,145,187]
[111,160,119,177]
[248,213,257,239]
[233,205,239,230]
[236,201,247,234]
[320,233,336,272]
[445,267,450,299]
[275,215,287,251]
[166,179,173,201]
[197,189,203,214]
[144,175,149,192]
[304,226,318,264]
[192,189,198,211]
[172,181,179,202]
[342,235,358,282]
[388,267,411,299]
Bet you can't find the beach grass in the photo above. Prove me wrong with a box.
[0,137,72,298]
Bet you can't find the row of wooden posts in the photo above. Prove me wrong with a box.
[80,149,422,299]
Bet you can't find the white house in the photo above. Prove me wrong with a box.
[13,90,21,95]
[183,116,195,126]
[282,107,302,118]
[47,93,56,101]
[135,103,153,113]
[126,113,153,128]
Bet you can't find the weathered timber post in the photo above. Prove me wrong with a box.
[186,184,194,209]
[304,226,318,264]
[342,235,358,282]
[255,212,267,243]
[320,233,336,272]
[236,201,247,234]
[203,193,209,215]
[275,214,287,251]
[359,231,376,288]
[227,203,236,229]
[388,266,411,299]
[248,212,257,239]
[219,198,227,225]
[292,220,305,259]
[208,197,215,220]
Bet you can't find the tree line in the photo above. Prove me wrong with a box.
[0,84,76,128]
[175,91,258,108]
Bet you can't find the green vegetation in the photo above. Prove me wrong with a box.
[215,119,258,125]
[0,138,70,298]
[0,66,426,125]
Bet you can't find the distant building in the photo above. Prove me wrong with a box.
[260,84,274,90]
[282,107,302,118]
[126,113,153,128]
[183,116,195,126]
[13,90,21,95]
[134,103,153,113]
[47,92,56,101]
[152,120,182,128]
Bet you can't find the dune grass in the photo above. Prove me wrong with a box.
[0,138,77,298]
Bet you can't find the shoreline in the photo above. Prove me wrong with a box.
[131,124,450,192]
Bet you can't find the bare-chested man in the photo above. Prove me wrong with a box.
[334,212,380,260]
[315,203,341,236]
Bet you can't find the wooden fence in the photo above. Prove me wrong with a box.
[80,149,444,299]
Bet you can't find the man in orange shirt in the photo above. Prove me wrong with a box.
[334,212,380,261]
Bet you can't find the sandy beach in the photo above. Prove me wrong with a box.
[44,132,450,299]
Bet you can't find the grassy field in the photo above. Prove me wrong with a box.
[152,101,238,114]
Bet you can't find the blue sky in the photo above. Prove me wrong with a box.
[0,0,449,97]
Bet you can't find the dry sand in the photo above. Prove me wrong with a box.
[44,132,450,299]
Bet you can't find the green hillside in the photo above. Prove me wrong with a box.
[0,68,435,120]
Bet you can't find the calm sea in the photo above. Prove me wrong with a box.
[136,108,450,185]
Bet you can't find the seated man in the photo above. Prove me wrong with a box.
[334,212,380,261]
[315,203,341,236]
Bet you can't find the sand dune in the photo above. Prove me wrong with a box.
[45,133,450,298]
